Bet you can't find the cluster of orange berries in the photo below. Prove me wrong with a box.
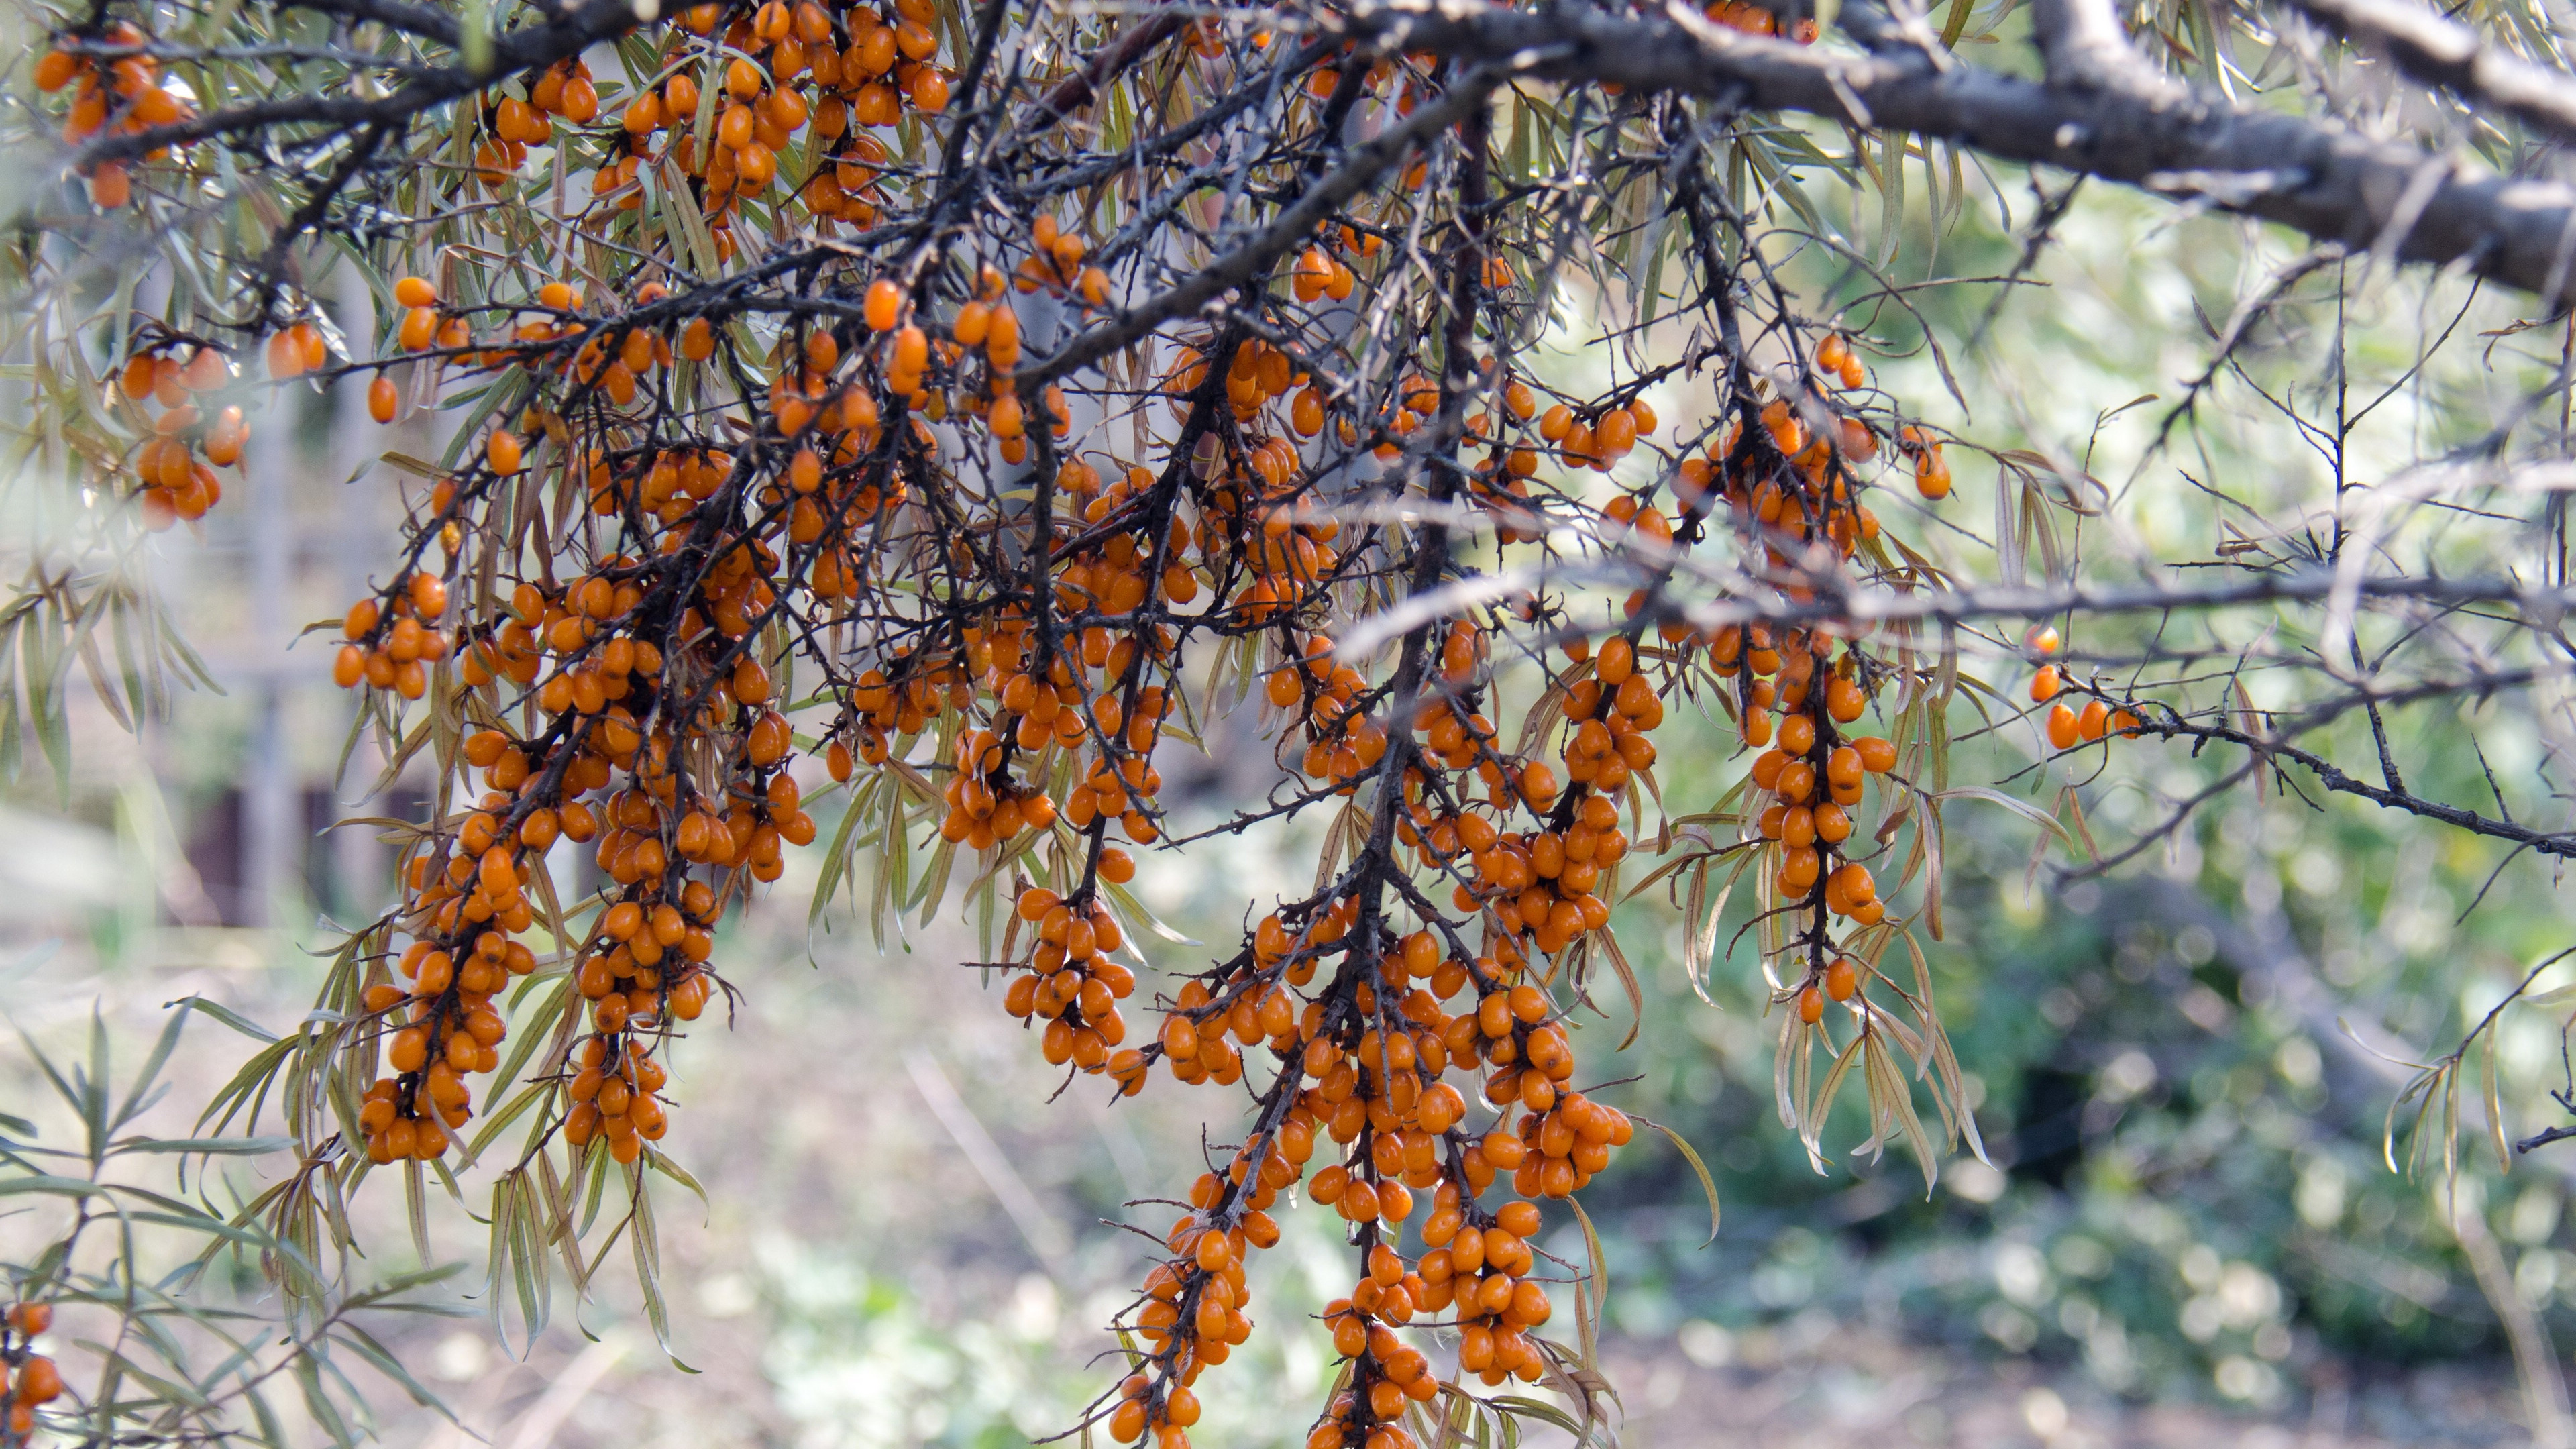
[1011,215,1112,303]
[1146,973,1269,1089]
[355,793,543,1161]
[561,1032,677,1163]
[1371,633,1652,961]
[941,726,1059,849]
[332,572,451,699]
[571,297,688,410]
[1118,1192,1278,1444]
[803,133,896,227]
[701,528,796,643]
[1710,623,1901,1022]
[1218,468,1348,624]
[586,445,737,531]
[1790,332,1951,502]
[115,345,242,529]
[1442,969,1577,1138]
[812,264,1075,470]
[1644,334,1913,567]
[458,578,626,694]
[943,259,1084,462]
[383,273,668,417]
[537,761,743,1165]
[254,321,335,388]
[1298,949,1595,1328]
[1102,864,1623,1441]
[1740,632,1898,905]
[1501,1079,1628,1197]
[1308,1255,1442,1449]
[596,0,953,250]
[384,274,470,366]
[846,646,964,763]
[2031,657,2141,749]
[1811,330,1868,390]
[1421,1192,1564,1383]
[1442,790,1625,971]
[1290,241,1366,307]
[1704,0,1823,41]
[360,730,706,1164]
[473,56,602,190]
[380,273,696,421]
[581,863,728,1018]
[1002,865,1142,1073]
[1538,395,1656,474]
[1053,459,1203,615]
[778,432,906,597]
[941,612,1179,850]
[1068,709,1173,842]
[1169,335,1305,429]
[3,1301,60,1438]
[531,665,807,881]
[330,490,805,1156]
[1373,371,1447,456]
[1115,1080,1324,1443]
[1403,370,1656,518]
[38,23,193,208]
[1273,633,1391,792]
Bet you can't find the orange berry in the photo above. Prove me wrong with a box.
[13,1353,62,1404]
[90,162,131,209]
[865,276,903,331]
[1825,957,1860,1000]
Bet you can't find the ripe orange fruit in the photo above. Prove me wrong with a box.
[865,276,903,331]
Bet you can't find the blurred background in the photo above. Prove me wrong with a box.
[10,173,2576,1449]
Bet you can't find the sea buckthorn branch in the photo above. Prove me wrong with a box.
[1028,68,1510,385]
[245,119,396,313]
[68,0,648,171]
[1028,7,1187,121]
[1338,0,2576,309]
[0,1160,470,1449]
[1,1301,64,1442]
[2047,665,2576,876]
[46,0,2547,1436]
[2277,0,2576,145]
[280,0,472,43]
[1347,552,2576,657]
[1006,35,1346,201]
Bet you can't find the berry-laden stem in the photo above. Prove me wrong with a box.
[42,0,2008,1433]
